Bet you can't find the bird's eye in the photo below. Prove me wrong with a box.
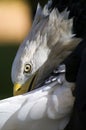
[24,64,32,73]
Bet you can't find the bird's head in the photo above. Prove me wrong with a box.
[11,1,81,96]
[11,30,50,95]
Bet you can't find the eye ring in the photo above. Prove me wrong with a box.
[24,64,32,73]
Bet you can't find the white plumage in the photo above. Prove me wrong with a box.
[0,65,75,130]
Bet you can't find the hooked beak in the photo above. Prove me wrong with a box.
[13,72,37,96]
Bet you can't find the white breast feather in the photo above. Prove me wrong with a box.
[0,73,75,130]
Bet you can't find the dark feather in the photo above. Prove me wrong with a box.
[51,0,86,129]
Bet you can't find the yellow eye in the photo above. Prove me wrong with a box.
[24,64,32,73]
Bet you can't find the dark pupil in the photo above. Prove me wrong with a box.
[26,66,29,70]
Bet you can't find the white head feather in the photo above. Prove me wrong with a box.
[11,1,81,87]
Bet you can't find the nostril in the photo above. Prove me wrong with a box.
[17,87,21,91]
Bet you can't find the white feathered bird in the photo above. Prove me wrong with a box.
[0,1,81,130]
[11,1,81,96]
[0,65,75,130]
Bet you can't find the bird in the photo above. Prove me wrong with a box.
[11,0,81,96]
[0,64,75,130]
[10,0,86,129]
[0,1,84,130]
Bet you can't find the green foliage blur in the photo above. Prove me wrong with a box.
[0,44,19,99]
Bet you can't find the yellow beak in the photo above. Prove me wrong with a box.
[13,73,37,96]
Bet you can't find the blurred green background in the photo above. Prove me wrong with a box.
[0,44,18,99]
